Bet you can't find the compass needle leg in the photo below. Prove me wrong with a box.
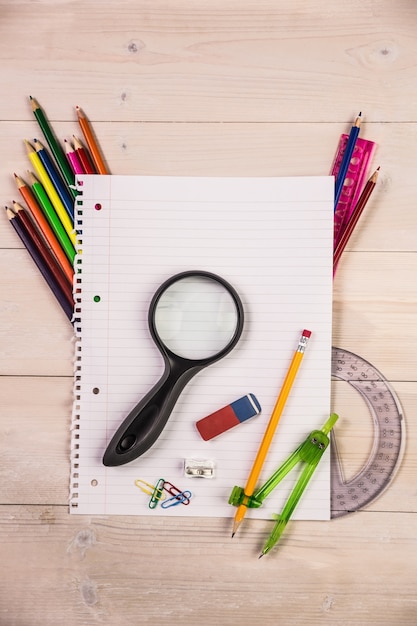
[258,413,339,557]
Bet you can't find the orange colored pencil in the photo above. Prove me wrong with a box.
[75,106,108,174]
[14,174,74,285]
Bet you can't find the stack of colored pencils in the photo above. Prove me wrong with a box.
[332,112,380,275]
[5,97,109,322]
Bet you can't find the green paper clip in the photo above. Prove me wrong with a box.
[256,413,339,557]
[149,478,165,509]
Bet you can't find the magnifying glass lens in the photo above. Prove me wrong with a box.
[154,275,239,359]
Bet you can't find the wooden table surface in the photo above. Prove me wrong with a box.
[1,1,416,624]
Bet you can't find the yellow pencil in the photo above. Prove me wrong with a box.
[24,140,76,245]
[232,329,312,537]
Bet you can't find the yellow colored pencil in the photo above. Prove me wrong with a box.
[232,329,312,537]
[24,140,76,245]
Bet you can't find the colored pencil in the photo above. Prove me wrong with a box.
[12,201,74,306]
[232,330,312,537]
[72,135,96,174]
[25,140,76,245]
[75,106,108,174]
[14,174,74,284]
[27,171,76,265]
[6,206,73,321]
[64,139,84,175]
[33,138,74,220]
[29,96,77,198]
[334,112,362,210]
[333,168,379,273]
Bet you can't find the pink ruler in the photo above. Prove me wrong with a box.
[331,134,376,248]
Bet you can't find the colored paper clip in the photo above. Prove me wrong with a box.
[148,478,166,509]
[163,481,191,505]
[134,479,161,497]
[229,413,339,556]
[161,490,192,509]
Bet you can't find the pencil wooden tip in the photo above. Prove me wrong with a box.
[27,170,37,183]
[29,96,39,110]
[232,519,242,537]
[370,168,380,183]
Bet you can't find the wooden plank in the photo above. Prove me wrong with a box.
[0,377,71,504]
[0,120,414,250]
[0,1,417,122]
[0,505,416,625]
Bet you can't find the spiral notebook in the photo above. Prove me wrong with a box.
[71,174,334,517]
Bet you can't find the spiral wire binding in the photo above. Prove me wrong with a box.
[69,178,84,509]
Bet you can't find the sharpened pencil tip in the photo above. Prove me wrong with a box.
[258,553,264,559]
[231,532,235,538]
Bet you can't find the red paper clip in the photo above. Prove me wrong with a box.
[163,481,191,505]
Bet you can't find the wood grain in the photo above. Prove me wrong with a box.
[1,0,416,624]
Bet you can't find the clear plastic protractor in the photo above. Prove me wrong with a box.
[331,347,405,518]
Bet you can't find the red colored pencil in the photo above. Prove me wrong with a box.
[12,202,74,309]
[72,135,96,174]
[333,168,380,273]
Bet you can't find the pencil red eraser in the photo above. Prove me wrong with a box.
[196,394,261,441]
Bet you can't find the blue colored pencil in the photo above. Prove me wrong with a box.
[334,112,362,211]
[33,138,74,221]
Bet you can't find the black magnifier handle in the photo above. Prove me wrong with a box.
[103,361,200,467]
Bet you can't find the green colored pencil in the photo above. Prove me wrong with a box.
[27,171,76,264]
[29,96,77,198]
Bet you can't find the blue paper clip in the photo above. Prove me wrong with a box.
[149,478,166,509]
[161,490,192,509]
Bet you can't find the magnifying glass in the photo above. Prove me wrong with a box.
[103,270,244,466]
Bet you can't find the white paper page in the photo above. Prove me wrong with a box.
[71,175,334,519]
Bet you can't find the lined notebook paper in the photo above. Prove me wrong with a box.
[71,175,334,517]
